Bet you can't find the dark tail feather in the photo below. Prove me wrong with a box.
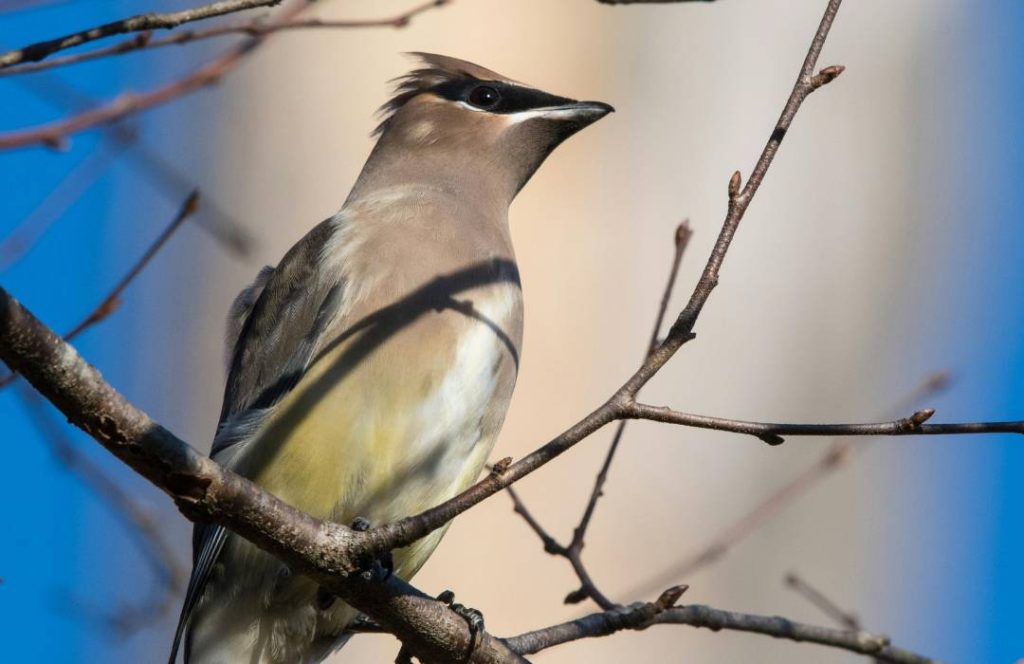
[168,525,229,663]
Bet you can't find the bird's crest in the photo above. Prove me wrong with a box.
[374,53,515,136]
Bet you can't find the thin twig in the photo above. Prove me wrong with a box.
[16,388,186,635]
[0,191,199,389]
[0,0,284,68]
[361,0,851,564]
[503,593,934,664]
[1,1,451,76]
[0,1,313,151]
[785,572,885,664]
[507,222,693,609]
[624,403,1022,441]
[0,140,129,270]
[0,0,990,660]
[10,72,252,255]
[0,288,943,664]
[0,286,525,663]
[571,222,692,547]
[628,373,951,596]
[785,572,861,631]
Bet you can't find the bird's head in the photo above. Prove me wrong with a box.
[368,53,613,201]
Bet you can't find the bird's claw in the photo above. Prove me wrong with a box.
[350,516,393,582]
[438,589,485,651]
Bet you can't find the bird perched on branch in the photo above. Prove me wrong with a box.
[169,53,612,663]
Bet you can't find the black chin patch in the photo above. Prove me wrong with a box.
[431,77,577,114]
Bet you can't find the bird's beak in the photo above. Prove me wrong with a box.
[523,100,613,134]
[542,100,615,123]
[568,100,616,118]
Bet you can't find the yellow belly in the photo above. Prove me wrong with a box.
[195,286,519,663]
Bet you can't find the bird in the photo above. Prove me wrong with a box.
[168,53,613,663]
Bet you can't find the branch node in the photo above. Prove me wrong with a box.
[42,134,70,151]
[759,432,786,446]
[655,584,688,610]
[675,220,694,248]
[908,408,935,429]
[728,170,742,199]
[490,456,513,476]
[810,64,846,89]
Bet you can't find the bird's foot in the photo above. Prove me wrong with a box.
[438,589,485,652]
[350,516,394,582]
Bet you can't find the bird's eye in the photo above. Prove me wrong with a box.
[467,85,501,110]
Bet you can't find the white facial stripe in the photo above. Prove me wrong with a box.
[502,107,582,124]
[454,101,582,123]
[454,100,488,113]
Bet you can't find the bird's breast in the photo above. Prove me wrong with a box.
[241,275,522,533]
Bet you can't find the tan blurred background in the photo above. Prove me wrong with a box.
[132,0,991,661]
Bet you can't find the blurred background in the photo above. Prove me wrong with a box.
[1,0,1021,662]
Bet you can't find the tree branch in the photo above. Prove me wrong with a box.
[0,0,983,661]
[0,284,528,663]
[504,595,934,664]
[628,373,952,597]
[360,0,850,563]
[10,74,253,254]
[16,388,185,635]
[624,402,1023,443]
[506,222,694,610]
[0,1,451,77]
[785,572,862,631]
[0,1,315,151]
[0,191,199,389]
[0,289,935,664]
[0,139,129,270]
[0,0,284,68]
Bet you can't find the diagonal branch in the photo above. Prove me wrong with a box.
[0,0,283,68]
[361,0,850,563]
[571,222,692,548]
[0,0,989,661]
[10,74,253,254]
[0,1,314,151]
[0,139,129,270]
[0,285,524,663]
[506,221,694,610]
[785,572,862,631]
[0,288,934,664]
[16,388,186,635]
[628,373,951,596]
[1,1,452,77]
[0,191,199,389]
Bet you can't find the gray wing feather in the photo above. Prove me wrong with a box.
[224,265,275,372]
[169,218,346,663]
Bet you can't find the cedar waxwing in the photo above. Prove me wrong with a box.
[169,53,613,663]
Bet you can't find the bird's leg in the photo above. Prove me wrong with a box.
[437,589,485,654]
[315,517,393,611]
[351,516,394,582]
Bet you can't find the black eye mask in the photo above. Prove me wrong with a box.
[432,78,578,114]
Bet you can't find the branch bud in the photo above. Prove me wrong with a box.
[728,171,742,199]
